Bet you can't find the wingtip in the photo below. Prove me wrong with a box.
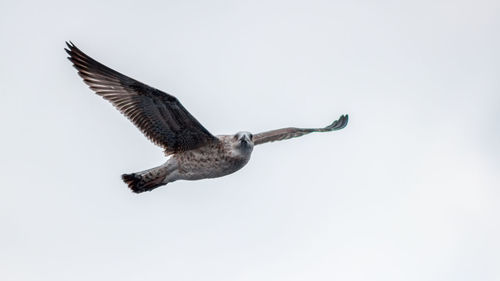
[64,41,75,58]
[342,114,349,125]
[325,114,349,131]
[65,41,75,49]
[339,114,349,129]
[64,41,80,55]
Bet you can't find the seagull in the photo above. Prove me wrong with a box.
[65,42,349,193]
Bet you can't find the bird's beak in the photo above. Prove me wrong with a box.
[240,135,250,144]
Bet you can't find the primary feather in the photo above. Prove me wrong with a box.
[65,41,217,154]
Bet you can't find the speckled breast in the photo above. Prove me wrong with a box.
[173,141,252,181]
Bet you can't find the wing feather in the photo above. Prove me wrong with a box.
[253,114,348,145]
[65,42,218,154]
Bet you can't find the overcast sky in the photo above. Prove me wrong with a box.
[1,0,499,280]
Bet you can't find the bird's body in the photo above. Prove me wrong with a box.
[175,134,254,180]
[65,42,348,193]
[122,134,253,192]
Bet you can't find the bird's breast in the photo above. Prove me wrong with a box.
[174,144,251,180]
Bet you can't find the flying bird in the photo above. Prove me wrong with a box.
[65,42,349,193]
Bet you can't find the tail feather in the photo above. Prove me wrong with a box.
[122,167,168,193]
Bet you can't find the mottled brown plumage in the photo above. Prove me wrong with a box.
[65,42,217,154]
[65,42,348,193]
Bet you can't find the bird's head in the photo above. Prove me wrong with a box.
[232,131,254,152]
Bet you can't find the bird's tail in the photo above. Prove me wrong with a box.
[122,164,171,193]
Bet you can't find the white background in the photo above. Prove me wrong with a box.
[1,0,499,280]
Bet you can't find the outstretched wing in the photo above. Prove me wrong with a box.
[65,42,218,154]
[253,114,348,145]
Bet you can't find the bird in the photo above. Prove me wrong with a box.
[65,42,349,193]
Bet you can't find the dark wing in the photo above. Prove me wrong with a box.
[65,42,218,154]
[253,114,348,145]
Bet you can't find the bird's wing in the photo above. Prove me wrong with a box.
[252,114,348,145]
[65,42,218,154]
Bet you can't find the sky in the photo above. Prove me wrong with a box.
[1,0,499,280]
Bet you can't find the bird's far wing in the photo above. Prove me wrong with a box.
[65,42,218,154]
[252,114,348,145]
